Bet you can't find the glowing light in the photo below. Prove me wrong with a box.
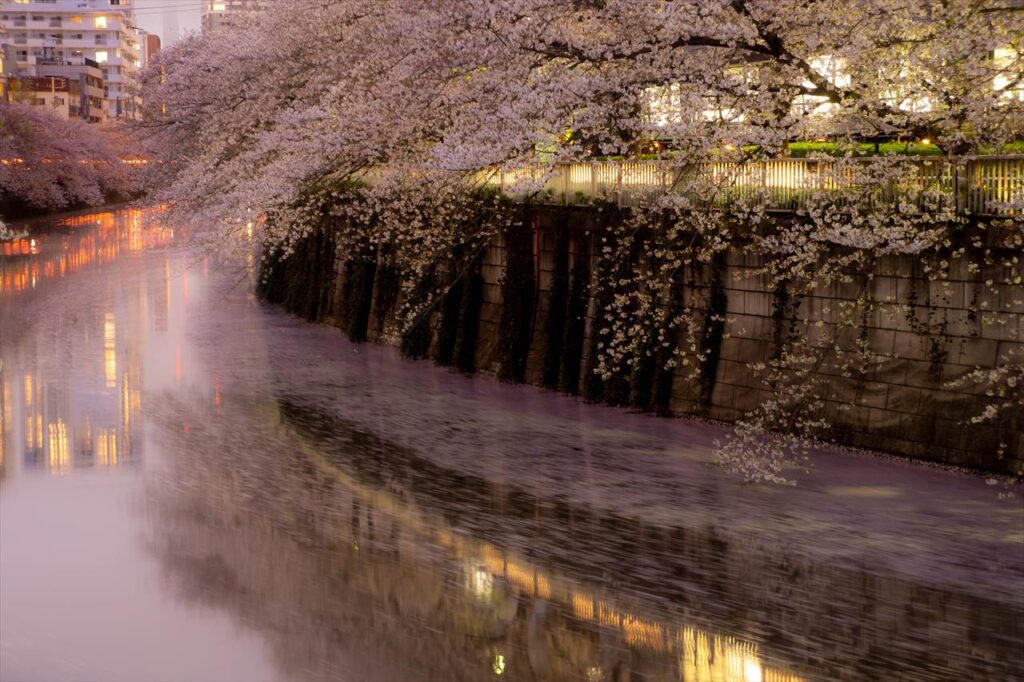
[492,654,506,676]
[465,561,493,601]
[994,46,1024,101]
[96,428,118,468]
[47,419,70,476]
[104,313,117,389]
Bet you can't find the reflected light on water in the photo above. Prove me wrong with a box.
[0,378,8,476]
[104,313,117,389]
[3,206,1022,682]
[288,428,804,682]
[0,208,165,479]
[47,419,70,476]
[0,209,174,296]
[96,428,118,469]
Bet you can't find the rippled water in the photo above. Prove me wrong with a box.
[1,208,1022,682]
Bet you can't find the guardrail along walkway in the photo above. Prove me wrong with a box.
[481,157,1024,216]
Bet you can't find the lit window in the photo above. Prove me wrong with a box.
[95,16,107,28]
[95,50,108,63]
[994,47,1024,101]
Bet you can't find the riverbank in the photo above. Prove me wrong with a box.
[258,206,1023,476]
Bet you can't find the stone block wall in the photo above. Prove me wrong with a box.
[704,251,1021,471]
[278,206,1022,474]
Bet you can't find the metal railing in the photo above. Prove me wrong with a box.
[479,156,1024,216]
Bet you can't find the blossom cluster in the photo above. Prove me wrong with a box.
[141,0,1022,483]
[0,103,139,213]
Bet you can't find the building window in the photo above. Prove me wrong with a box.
[994,47,1024,102]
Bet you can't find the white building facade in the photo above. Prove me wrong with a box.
[202,0,263,33]
[0,0,142,120]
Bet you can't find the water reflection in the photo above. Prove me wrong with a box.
[0,209,173,296]
[143,386,1021,682]
[1,302,142,478]
[0,209,170,480]
[1,208,283,682]
[2,207,1022,682]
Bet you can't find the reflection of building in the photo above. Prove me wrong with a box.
[0,209,172,477]
[0,367,9,478]
[0,209,173,296]
[8,343,141,476]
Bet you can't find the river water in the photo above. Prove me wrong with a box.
[0,207,1021,682]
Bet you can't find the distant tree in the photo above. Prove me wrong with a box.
[0,103,138,212]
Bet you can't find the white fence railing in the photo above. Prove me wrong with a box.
[477,156,1024,216]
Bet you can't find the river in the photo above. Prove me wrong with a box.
[0,207,1021,682]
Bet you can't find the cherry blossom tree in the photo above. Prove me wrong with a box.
[0,102,139,213]
[141,0,1023,483]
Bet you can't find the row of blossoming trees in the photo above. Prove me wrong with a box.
[0,103,139,216]
[141,0,1023,482]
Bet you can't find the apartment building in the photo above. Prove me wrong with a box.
[143,31,159,67]
[36,57,106,121]
[0,24,8,100]
[201,0,264,33]
[0,0,143,120]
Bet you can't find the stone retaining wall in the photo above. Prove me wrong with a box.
[264,206,1022,474]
